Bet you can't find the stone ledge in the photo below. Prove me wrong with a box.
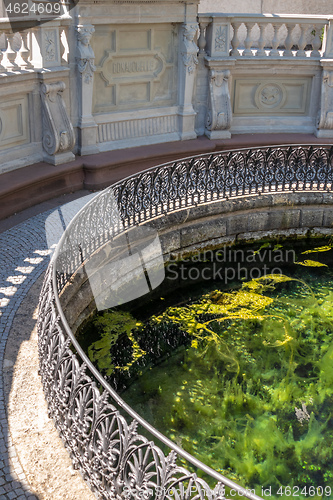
[0,159,84,220]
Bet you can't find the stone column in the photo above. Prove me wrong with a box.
[76,24,99,155]
[178,23,199,140]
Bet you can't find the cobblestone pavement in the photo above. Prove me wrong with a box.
[0,191,97,499]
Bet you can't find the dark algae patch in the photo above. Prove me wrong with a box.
[77,238,333,499]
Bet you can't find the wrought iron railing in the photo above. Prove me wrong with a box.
[37,145,333,500]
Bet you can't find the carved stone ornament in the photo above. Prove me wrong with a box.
[206,69,232,131]
[76,25,96,84]
[40,81,75,156]
[317,69,333,130]
[182,23,199,74]
[259,84,282,106]
[215,25,227,52]
[44,30,56,62]
[254,82,286,111]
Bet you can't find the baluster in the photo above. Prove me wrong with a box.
[283,23,295,57]
[0,50,5,73]
[243,22,255,57]
[311,23,323,57]
[269,23,281,57]
[256,22,267,57]
[0,31,6,73]
[230,22,242,57]
[4,32,19,70]
[18,31,32,69]
[60,28,69,63]
[198,20,209,55]
[296,23,309,57]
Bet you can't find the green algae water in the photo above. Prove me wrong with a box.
[78,237,333,500]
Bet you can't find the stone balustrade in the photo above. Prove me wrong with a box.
[0,28,32,72]
[194,13,333,140]
[0,11,71,74]
[198,13,332,58]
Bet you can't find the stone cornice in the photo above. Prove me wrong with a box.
[78,0,199,3]
[110,1,199,2]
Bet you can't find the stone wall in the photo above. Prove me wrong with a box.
[1,2,333,172]
[91,22,180,150]
[62,191,333,333]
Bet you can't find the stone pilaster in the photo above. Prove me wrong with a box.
[76,24,98,155]
[316,64,333,138]
[178,23,199,140]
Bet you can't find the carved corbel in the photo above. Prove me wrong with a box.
[205,69,232,139]
[40,81,75,163]
[317,69,333,135]
[76,25,96,84]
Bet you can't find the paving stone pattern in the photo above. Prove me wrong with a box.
[0,193,96,499]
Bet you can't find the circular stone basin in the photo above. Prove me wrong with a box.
[41,145,333,500]
[78,236,333,500]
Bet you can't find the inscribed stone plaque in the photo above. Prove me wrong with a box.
[92,23,178,114]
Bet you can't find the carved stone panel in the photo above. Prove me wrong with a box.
[92,24,178,114]
[0,96,29,149]
[97,114,178,143]
[41,27,61,67]
[44,30,57,62]
[206,22,231,58]
[233,78,311,115]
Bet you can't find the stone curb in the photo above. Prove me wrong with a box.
[0,192,97,499]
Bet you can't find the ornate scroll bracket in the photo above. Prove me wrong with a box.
[40,81,75,165]
[181,23,199,74]
[76,25,96,84]
[205,68,232,139]
[316,68,333,138]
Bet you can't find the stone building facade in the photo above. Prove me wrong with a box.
[0,0,333,173]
